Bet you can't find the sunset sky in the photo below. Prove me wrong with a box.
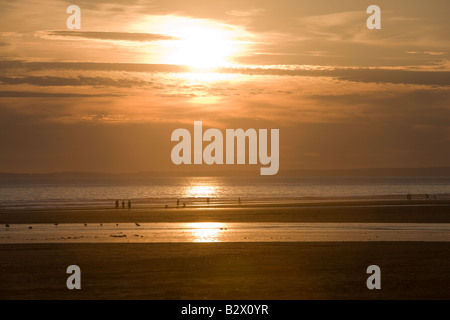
[0,0,449,174]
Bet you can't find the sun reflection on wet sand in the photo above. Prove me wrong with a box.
[187,222,226,242]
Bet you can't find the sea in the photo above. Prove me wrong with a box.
[0,176,449,209]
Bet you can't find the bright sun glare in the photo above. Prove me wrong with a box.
[168,27,233,68]
[141,16,247,69]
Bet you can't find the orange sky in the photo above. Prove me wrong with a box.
[0,0,449,174]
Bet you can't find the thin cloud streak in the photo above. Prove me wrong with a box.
[40,31,178,42]
[0,91,123,98]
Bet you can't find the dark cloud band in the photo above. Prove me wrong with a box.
[1,60,448,86]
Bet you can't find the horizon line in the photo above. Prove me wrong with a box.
[1,166,450,177]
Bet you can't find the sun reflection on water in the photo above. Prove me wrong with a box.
[184,185,218,198]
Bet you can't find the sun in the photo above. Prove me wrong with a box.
[144,16,246,69]
[168,31,232,69]
[165,21,236,69]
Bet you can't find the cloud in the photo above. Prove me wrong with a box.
[0,60,190,72]
[2,60,449,86]
[327,68,450,86]
[297,11,363,41]
[0,91,121,98]
[226,8,266,17]
[39,31,178,42]
[0,76,148,87]
[222,67,450,86]
[408,51,447,56]
[308,88,450,128]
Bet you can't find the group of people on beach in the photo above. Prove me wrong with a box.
[115,199,131,211]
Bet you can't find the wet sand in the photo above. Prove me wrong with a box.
[0,242,449,299]
[1,199,450,224]
[1,222,450,243]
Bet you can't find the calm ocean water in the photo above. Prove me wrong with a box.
[0,176,449,208]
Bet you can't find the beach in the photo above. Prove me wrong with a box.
[0,200,449,299]
[1,199,450,224]
[1,242,449,300]
[1,0,449,304]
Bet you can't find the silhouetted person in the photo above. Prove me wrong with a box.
[177,199,180,206]
[407,193,411,200]
[207,198,210,204]
[183,202,186,208]
[238,197,241,204]
[122,200,125,210]
[434,194,437,200]
[128,200,131,210]
[115,199,119,211]
[426,193,429,199]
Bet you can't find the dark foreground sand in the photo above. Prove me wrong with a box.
[0,242,449,300]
